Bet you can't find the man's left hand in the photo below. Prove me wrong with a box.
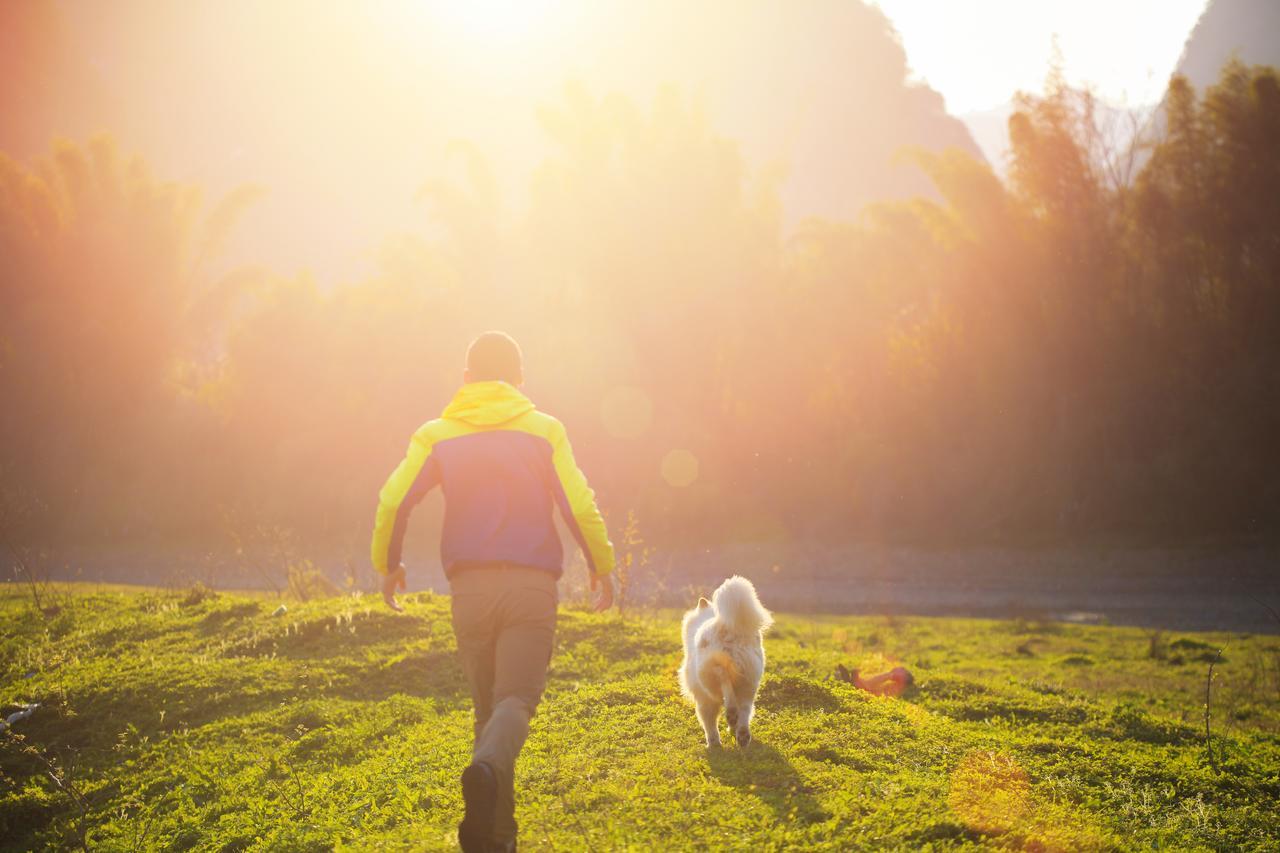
[590,572,614,612]
[382,564,407,612]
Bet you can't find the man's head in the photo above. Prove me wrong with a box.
[464,331,524,386]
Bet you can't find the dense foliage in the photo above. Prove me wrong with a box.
[2,63,1278,551]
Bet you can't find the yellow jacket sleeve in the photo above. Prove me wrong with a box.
[370,429,436,575]
[550,420,616,575]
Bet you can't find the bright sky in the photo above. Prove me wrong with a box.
[9,0,1219,283]
[876,0,1210,113]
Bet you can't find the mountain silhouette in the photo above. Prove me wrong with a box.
[1175,0,1280,89]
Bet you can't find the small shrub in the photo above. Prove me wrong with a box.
[1146,631,1168,661]
[181,583,218,607]
[286,561,340,602]
[611,509,654,613]
[1026,681,1065,696]
[1108,703,1196,744]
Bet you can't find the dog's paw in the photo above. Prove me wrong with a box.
[725,707,739,730]
[735,727,751,748]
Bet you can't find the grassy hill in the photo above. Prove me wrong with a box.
[1,584,1278,851]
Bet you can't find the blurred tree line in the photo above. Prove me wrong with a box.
[2,63,1278,552]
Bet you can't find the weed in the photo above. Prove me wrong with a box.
[1147,630,1168,661]
[181,582,218,608]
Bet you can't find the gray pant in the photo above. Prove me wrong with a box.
[450,565,558,845]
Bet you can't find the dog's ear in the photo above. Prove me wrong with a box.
[697,597,711,610]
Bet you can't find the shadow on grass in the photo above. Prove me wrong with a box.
[0,645,473,848]
[199,601,262,634]
[707,740,829,824]
[552,615,672,662]
[353,648,470,705]
[757,674,841,712]
[8,647,470,765]
[220,609,437,660]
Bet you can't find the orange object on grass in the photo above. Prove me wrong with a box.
[835,664,914,698]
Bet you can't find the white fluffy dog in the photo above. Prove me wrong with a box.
[680,576,773,748]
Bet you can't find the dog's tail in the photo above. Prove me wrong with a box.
[712,575,773,636]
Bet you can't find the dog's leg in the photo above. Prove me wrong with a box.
[733,697,755,747]
[720,679,749,746]
[695,697,722,748]
[716,676,747,742]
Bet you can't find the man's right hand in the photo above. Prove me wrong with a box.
[590,572,614,612]
[382,564,407,612]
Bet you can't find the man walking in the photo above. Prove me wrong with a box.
[371,331,614,852]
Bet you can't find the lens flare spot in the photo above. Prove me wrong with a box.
[600,385,653,439]
[948,750,1031,836]
[661,449,699,488]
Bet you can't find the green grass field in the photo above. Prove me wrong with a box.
[1,583,1278,851]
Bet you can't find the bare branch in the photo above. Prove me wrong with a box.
[1203,644,1228,772]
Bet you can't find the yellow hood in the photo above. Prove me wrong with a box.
[441,381,535,427]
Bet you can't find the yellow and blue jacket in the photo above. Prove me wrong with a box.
[371,381,615,579]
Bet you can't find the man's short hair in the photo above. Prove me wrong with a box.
[466,331,524,384]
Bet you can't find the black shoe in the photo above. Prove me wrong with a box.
[458,762,498,853]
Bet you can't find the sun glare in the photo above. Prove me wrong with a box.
[876,0,1210,111]
[427,0,554,44]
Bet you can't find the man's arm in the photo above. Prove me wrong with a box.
[548,420,615,610]
[371,427,440,608]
